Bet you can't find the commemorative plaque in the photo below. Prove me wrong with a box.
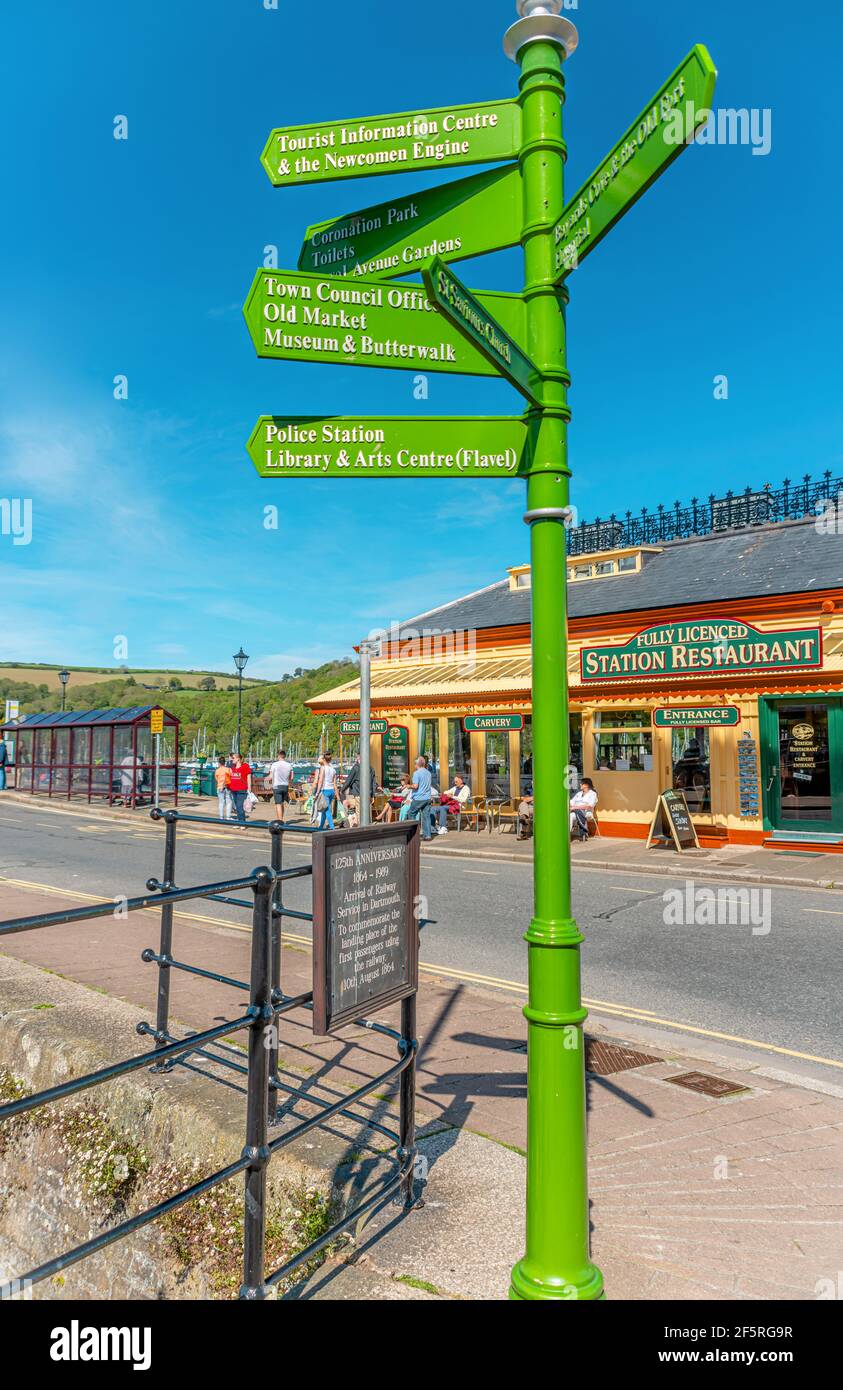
[312,821,420,1035]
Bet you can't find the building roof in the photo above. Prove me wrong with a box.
[1,706,178,732]
[396,519,841,637]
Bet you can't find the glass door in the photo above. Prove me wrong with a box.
[765,700,843,832]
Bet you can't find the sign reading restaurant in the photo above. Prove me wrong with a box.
[580,621,823,683]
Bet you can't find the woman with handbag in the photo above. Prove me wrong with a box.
[314,752,338,830]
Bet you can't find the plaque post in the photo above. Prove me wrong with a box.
[506,0,604,1302]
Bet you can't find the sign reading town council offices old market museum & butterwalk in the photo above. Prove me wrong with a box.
[243,0,718,1303]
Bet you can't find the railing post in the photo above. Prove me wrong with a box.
[398,994,418,1208]
[268,822,284,1122]
[151,809,178,1071]
[240,867,274,1301]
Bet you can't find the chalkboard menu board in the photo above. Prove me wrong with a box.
[646,788,700,851]
[383,725,409,791]
[312,821,420,1035]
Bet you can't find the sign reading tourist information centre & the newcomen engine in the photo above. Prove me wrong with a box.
[312,822,420,1036]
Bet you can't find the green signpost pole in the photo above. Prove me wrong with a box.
[505,0,603,1302]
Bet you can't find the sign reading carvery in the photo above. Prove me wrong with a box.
[580,622,823,683]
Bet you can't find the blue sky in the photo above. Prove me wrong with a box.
[1,0,841,678]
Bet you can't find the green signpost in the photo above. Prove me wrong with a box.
[245,0,717,1302]
[262,99,521,188]
[299,164,523,280]
[247,415,529,478]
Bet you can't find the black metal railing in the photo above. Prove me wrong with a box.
[566,470,843,557]
[0,807,419,1300]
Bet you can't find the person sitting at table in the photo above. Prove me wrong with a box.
[516,786,534,840]
[436,774,471,834]
[570,777,598,841]
[374,772,412,823]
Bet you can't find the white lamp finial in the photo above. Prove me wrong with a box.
[504,2,578,62]
[517,1,563,15]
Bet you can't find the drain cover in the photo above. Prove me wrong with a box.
[585,1040,661,1075]
[666,1070,749,1098]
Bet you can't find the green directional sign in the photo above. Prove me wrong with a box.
[423,258,542,404]
[243,268,527,379]
[247,416,529,479]
[553,45,717,278]
[299,164,523,281]
[262,99,521,188]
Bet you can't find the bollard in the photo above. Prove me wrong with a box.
[151,809,178,1071]
[240,866,274,1300]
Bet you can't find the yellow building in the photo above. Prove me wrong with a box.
[310,484,843,851]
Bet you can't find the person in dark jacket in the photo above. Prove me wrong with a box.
[0,735,8,792]
[340,755,378,827]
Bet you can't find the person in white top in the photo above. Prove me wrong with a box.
[570,778,598,840]
[315,753,337,830]
[436,775,471,834]
[268,748,294,822]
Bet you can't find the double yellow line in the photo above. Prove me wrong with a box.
[3,875,842,1074]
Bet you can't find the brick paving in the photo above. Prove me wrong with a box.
[1,877,841,1299]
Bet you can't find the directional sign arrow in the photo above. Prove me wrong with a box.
[299,164,523,282]
[243,268,527,380]
[422,258,542,405]
[262,99,521,188]
[553,44,717,279]
[247,416,530,479]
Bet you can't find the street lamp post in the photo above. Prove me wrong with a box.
[233,648,249,755]
[58,670,70,713]
[504,1,604,1301]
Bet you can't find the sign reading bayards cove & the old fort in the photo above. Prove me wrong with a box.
[581,621,823,682]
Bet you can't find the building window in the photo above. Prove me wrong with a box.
[573,564,592,579]
[617,555,638,572]
[595,560,616,576]
[485,730,510,800]
[593,710,653,771]
[515,572,531,588]
[519,715,581,791]
[672,726,711,813]
[418,719,440,784]
[448,718,471,789]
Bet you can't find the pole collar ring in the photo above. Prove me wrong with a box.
[523,507,573,525]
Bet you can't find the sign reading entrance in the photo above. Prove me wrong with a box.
[262,99,521,188]
[581,621,823,683]
[312,822,420,1035]
[340,718,388,735]
[248,415,529,479]
[653,706,741,728]
[299,164,523,281]
[464,714,524,732]
[553,45,717,278]
[646,788,700,852]
[244,269,528,380]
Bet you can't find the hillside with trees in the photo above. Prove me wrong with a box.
[0,660,358,757]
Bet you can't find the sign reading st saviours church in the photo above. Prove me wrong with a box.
[580,620,823,682]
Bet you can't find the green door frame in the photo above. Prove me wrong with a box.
[759,694,843,833]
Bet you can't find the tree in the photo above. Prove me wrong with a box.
[168,677,183,691]
[199,676,216,691]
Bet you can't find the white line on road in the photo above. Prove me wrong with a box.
[463,869,498,876]
[802,908,843,917]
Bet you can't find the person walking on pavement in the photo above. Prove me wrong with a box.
[340,753,378,828]
[228,751,253,829]
[409,755,434,841]
[214,754,232,820]
[0,734,7,792]
[315,751,338,830]
[268,747,294,822]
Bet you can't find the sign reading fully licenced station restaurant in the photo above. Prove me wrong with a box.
[581,620,823,682]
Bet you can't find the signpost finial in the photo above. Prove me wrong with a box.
[504,0,577,61]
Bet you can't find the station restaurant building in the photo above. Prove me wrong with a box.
[309,480,843,850]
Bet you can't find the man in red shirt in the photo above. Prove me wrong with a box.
[228,753,253,828]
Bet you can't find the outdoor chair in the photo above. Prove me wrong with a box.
[441,797,487,832]
[494,799,521,834]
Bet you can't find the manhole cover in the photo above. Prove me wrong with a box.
[666,1070,749,1098]
[585,1040,661,1075]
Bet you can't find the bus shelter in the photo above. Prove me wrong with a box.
[0,707,180,808]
